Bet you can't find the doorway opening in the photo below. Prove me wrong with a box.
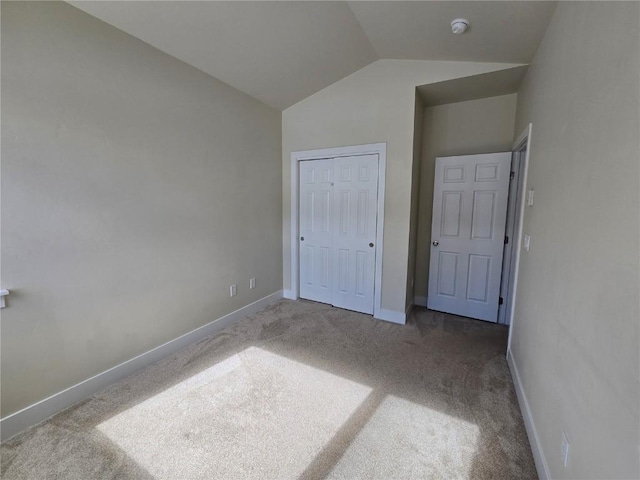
[426,152,513,322]
[422,124,532,325]
[503,125,532,331]
[498,125,531,325]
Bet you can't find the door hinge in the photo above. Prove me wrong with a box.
[504,236,509,244]
[499,297,504,305]
[510,171,515,180]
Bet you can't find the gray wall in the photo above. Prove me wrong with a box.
[510,2,639,478]
[414,94,518,302]
[1,1,282,417]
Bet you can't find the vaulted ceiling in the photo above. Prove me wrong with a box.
[69,1,557,110]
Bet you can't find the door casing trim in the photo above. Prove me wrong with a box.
[286,143,387,321]
[506,124,533,348]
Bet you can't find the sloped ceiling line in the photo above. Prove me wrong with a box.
[68,1,556,110]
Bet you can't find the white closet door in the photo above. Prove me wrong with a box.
[299,159,334,305]
[427,153,511,322]
[298,155,379,315]
[331,155,378,314]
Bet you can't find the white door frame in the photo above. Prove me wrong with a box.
[498,150,524,325]
[286,143,386,320]
[507,124,532,352]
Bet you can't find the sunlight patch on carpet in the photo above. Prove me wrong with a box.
[327,395,480,479]
[97,347,372,479]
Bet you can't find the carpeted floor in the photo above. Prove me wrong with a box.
[1,299,537,479]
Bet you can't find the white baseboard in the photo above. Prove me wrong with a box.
[0,291,283,442]
[414,296,427,307]
[283,289,296,300]
[375,308,406,325]
[507,348,550,480]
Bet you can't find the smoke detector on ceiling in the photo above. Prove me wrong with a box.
[451,18,470,35]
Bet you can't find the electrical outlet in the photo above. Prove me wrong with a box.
[249,278,256,289]
[230,284,237,297]
[561,432,570,468]
[523,234,531,252]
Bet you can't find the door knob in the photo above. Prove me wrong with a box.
[432,240,439,246]
[369,242,374,248]
[300,236,304,241]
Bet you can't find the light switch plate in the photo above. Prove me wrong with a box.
[0,289,8,309]
[524,234,531,251]
[527,189,535,206]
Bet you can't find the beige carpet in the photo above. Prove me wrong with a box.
[1,300,537,479]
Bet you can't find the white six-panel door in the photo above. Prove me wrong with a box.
[299,155,379,314]
[299,159,334,305]
[427,153,511,322]
[331,155,379,314]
